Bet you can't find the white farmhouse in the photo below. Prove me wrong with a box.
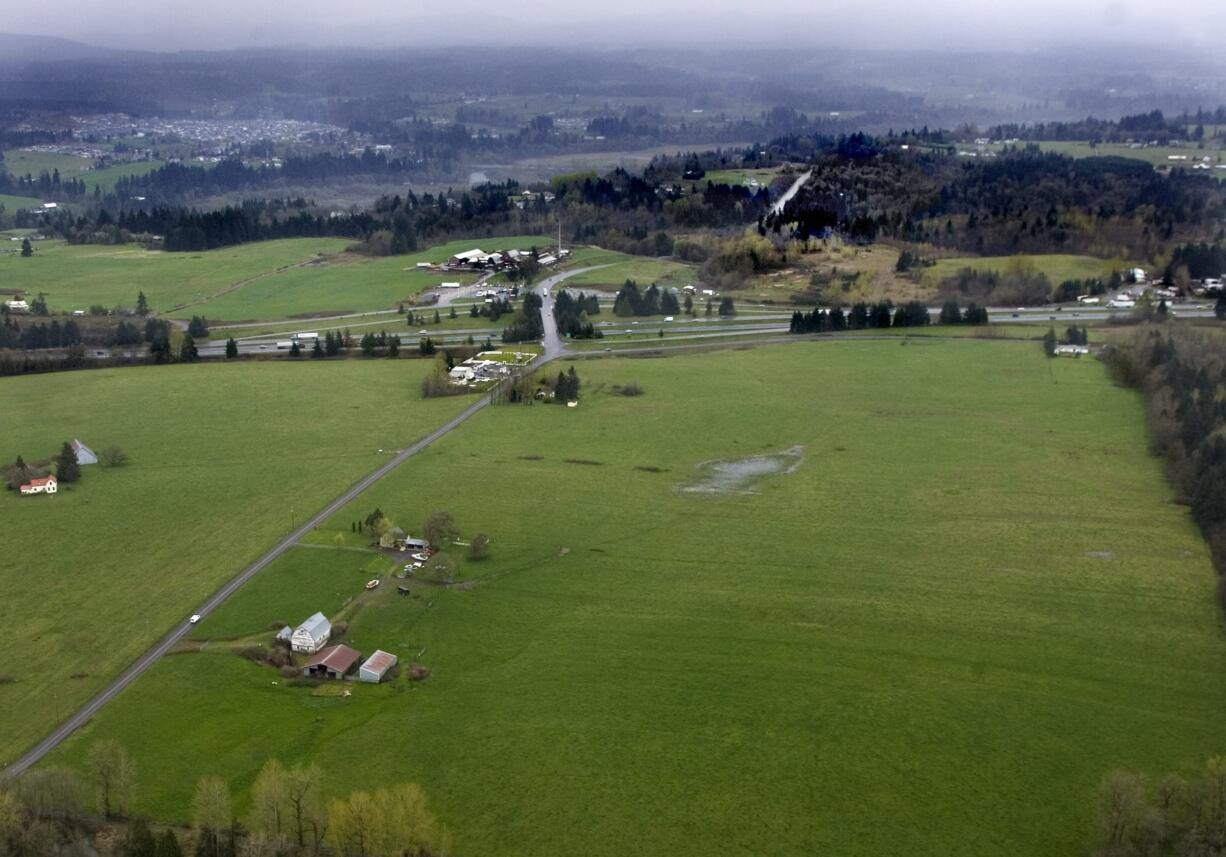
[291,612,332,654]
[20,475,57,496]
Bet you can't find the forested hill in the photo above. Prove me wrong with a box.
[773,141,1226,259]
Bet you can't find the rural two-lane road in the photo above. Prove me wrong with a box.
[3,265,604,779]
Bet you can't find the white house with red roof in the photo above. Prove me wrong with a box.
[20,475,57,496]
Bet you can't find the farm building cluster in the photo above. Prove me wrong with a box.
[281,611,399,684]
[439,247,570,272]
[448,350,534,386]
[14,439,96,497]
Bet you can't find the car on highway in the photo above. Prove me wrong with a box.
[419,329,429,334]
[190,614,201,624]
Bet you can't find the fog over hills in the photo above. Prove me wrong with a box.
[7,0,1226,52]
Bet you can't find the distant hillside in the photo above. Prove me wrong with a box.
[0,32,130,64]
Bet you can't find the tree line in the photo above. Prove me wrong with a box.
[788,300,934,333]
[553,290,603,339]
[1090,755,1226,857]
[1105,327,1226,583]
[501,293,544,344]
[0,740,449,857]
[612,281,681,317]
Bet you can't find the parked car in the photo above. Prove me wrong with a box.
[365,579,380,590]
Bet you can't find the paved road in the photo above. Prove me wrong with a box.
[770,169,812,217]
[2,265,603,779]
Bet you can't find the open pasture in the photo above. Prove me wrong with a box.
[0,235,551,320]
[0,359,474,764]
[47,340,1226,857]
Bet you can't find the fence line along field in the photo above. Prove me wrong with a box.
[46,340,1226,857]
[0,235,553,320]
[0,359,476,765]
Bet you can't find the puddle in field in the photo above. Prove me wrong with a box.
[678,445,804,496]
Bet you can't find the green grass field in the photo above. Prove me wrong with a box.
[0,238,353,314]
[2,149,163,194]
[993,141,1226,172]
[926,253,1121,286]
[562,248,695,290]
[0,236,550,320]
[702,167,781,186]
[0,359,475,765]
[47,341,1226,856]
[0,192,42,211]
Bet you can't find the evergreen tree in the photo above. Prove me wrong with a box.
[388,335,400,357]
[20,237,32,257]
[180,334,198,362]
[123,819,157,857]
[938,300,962,325]
[312,339,324,358]
[136,291,149,316]
[433,309,441,324]
[288,341,301,357]
[187,316,209,337]
[449,305,458,319]
[224,338,238,359]
[1216,291,1226,321]
[154,829,183,857]
[56,440,81,483]
[1042,326,1057,357]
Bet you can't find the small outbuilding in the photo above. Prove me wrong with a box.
[359,650,398,683]
[275,625,293,643]
[71,439,98,465]
[291,612,332,654]
[302,644,361,680]
[403,537,430,552]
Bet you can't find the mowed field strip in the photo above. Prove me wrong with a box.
[45,340,1226,857]
[0,360,476,763]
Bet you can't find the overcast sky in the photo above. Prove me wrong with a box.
[6,0,1226,51]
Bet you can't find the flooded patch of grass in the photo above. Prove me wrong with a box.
[678,445,804,495]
